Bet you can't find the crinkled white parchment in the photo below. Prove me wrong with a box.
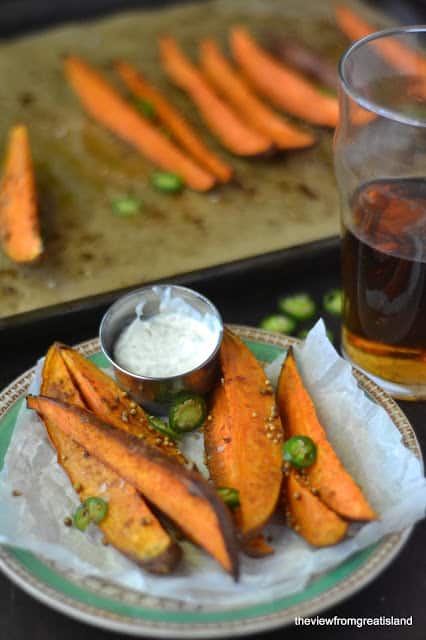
[0,320,425,606]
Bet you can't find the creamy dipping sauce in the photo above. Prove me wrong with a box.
[114,310,219,378]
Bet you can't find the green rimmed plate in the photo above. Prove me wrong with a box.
[0,325,421,638]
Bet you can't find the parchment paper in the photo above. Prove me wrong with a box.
[0,321,425,607]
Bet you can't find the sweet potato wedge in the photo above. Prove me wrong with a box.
[27,395,239,579]
[212,329,283,538]
[0,124,43,263]
[284,470,348,547]
[114,60,233,183]
[200,38,315,150]
[230,27,339,128]
[64,56,215,192]
[277,349,376,521]
[160,36,273,156]
[59,345,186,465]
[335,5,426,76]
[243,535,274,558]
[41,344,181,573]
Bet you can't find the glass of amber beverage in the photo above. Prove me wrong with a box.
[335,26,426,400]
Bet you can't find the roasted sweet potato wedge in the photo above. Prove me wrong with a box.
[208,329,283,539]
[277,349,376,521]
[284,470,348,547]
[27,395,239,579]
[40,344,181,573]
[58,345,186,465]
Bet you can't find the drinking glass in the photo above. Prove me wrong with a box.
[335,26,426,400]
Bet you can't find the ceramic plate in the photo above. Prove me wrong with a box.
[0,325,421,638]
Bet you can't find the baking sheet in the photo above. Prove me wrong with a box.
[0,0,390,317]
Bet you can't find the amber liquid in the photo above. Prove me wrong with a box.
[341,178,426,399]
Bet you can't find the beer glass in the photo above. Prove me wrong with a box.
[335,27,426,400]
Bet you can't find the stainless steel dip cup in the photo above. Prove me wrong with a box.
[99,284,223,414]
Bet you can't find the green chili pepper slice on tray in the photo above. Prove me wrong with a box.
[283,435,317,469]
[111,196,143,217]
[151,171,184,193]
[278,293,316,320]
[169,392,207,433]
[217,487,240,508]
[148,415,180,440]
[133,97,156,119]
[323,289,343,315]
[260,314,296,334]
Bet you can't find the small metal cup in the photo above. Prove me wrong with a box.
[99,284,223,414]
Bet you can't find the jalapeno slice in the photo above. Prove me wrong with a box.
[323,289,343,315]
[151,171,184,193]
[217,487,240,508]
[260,314,296,334]
[278,293,316,321]
[283,435,317,469]
[148,415,180,440]
[84,497,108,524]
[73,504,91,531]
[169,392,207,432]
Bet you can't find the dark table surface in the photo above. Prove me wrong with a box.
[1,1,426,639]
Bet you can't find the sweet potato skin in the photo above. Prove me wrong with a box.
[40,344,181,573]
[285,470,348,547]
[277,349,376,521]
[27,395,239,579]
[215,330,283,538]
[59,345,186,465]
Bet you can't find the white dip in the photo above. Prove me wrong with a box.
[114,310,219,378]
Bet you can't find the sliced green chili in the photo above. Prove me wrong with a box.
[151,171,184,193]
[217,487,240,508]
[148,415,180,440]
[283,435,317,469]
[73,504,91,531]
[132,97,156,119]
[111,196,143,217]
[260,314,296,334]
[84,497,108,524]
[278,293,316,320]
[169,392,207,432]
[323,289,343,315]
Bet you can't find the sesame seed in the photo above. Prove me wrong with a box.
[266,433,273,439]
[141,516,152,526]
[220,377,225,385]
[64,516,72,527]
[252,411,257,418]
[311,488,319,496]
[121,391,129,397]
[155,437,162,445]
[294,524,300,532]
[129,408,137,415]
[207,415,213,421]
[293,492,301,500]
[129,401,137,409]
[121,411,129,422]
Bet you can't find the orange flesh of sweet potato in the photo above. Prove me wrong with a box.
[160,36,273,157]
[0,124,43,263]
[27,395,239,579]
[114,60,233,183]
[243,534,274,557]
[64,56,215,192]
[230,27,339,128]
[59,345,186,465]
[200,38,315,150]
[277,349,376,521]
[40,344,181,573]
[216,329,283,538]
[285,470,348,547]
